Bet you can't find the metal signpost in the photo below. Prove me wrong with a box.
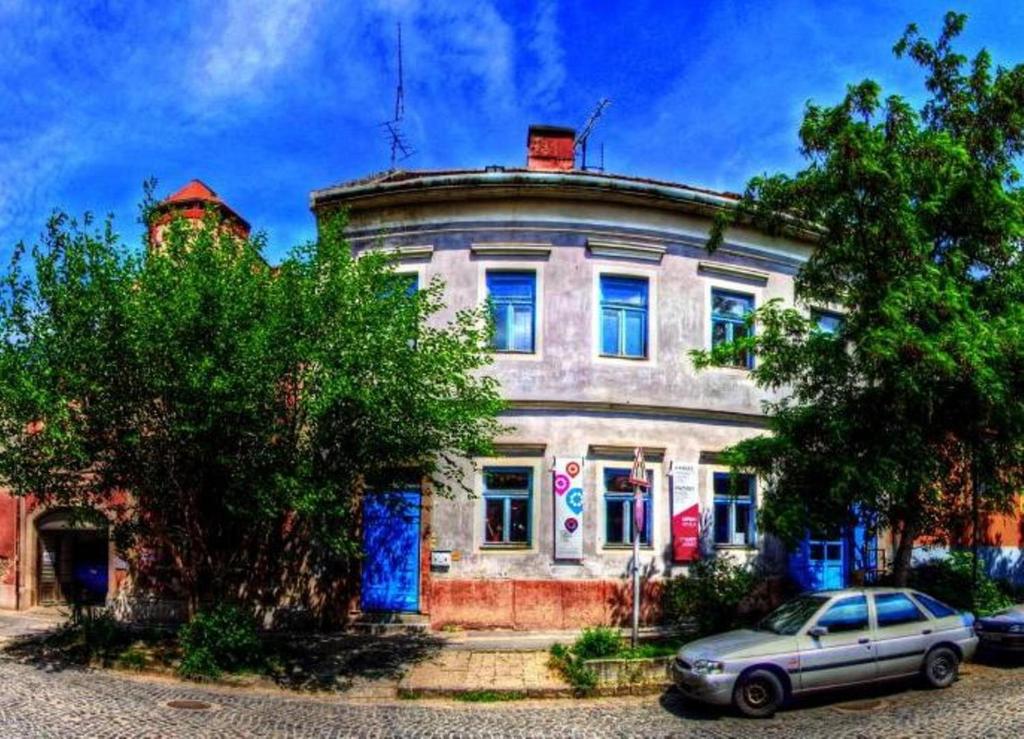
[628,447,649,648]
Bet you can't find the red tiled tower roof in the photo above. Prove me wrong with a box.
[149,179,251,245]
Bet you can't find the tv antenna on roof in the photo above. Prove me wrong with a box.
[382,22,414,170]
[575,98,611,171]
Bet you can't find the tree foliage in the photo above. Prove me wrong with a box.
[693,12,1024,581]
[0,200,503,613]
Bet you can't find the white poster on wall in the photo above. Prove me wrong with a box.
[670,460,701,562]
[552,457,585,560]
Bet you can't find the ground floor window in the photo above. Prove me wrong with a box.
[713,472,755,546]
[483,467,532,545]
[603,467,653,546]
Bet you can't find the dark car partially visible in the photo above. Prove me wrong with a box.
[975,605,1024,653]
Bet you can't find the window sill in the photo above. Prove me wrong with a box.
[710,364,754,373]
[598,354,649,362]
[492,349,537,355]
[480,544,532,552]
[603,544,655,551]
[714,543,757,551]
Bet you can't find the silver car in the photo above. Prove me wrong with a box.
[671,587,977,718]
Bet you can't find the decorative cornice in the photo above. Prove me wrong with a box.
[698,260,770,285]
[504,399,769,427]
[587,444,667,462]
[363,244,434,261]
[491,442,548,457]
[586,239,667,263]
[470,242,552,257]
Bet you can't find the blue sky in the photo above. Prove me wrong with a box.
[2,1,1023,265]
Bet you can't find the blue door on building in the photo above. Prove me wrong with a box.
[361,491,421,612]
[807,539,845,590]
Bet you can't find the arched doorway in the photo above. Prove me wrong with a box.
[36,509,109,606]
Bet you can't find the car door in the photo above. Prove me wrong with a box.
[872,592,931,677]
[797,594,877,691]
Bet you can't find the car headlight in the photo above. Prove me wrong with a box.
[1009,624,1024,634]
[692,659,725,675]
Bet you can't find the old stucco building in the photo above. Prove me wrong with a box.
[310,125,853,629]
[7,129,1015,624]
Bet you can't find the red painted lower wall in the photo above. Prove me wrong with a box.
[429,579,663,630]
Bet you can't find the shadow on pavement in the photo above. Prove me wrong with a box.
[266,632,445,691]
[2,619,445,694]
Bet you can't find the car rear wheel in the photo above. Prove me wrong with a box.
[922,646,959,689]
[733,669,784,718]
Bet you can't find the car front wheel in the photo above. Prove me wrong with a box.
[733,669,784,718]
[922,646,959,689]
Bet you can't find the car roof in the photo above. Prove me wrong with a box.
[809,587,919,597]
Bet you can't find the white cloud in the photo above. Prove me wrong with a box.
[195,0,322,99]
[525,0,566,112]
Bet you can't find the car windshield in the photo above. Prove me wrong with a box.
[756,595,829,635]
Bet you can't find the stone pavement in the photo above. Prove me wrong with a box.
[399,650,570,697]
[0,607,63,641]
[0,655,1024,737]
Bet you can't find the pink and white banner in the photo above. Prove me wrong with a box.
[552,457,585,560]
[670,461,700,562]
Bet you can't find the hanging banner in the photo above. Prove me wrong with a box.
[552,457,585,560]
[670,461,701,562]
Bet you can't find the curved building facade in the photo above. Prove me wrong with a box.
[312,127,821,629]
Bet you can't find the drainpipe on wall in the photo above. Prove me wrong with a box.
[14,497,22,611]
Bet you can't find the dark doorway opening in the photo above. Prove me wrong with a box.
[37,510,109,606]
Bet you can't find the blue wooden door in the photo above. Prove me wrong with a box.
[361,491,421,612]
[808,539,845,590]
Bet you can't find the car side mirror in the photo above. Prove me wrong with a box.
[809,625,829,638]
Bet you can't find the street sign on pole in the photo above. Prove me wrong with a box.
[629,447,649,648]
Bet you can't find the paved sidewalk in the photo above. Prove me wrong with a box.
[0,607,63,642]
[399,650,570,697]
[439,625,672,651]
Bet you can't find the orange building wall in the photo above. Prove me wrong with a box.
[0,491,18,608]
[428,579,663,630]
[982,496,1024,548]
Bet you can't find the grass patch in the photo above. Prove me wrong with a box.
[453,690,527,703]
[549,627,682,695]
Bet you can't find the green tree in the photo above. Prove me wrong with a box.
[0,199,502,615]
[694,12,1024,583]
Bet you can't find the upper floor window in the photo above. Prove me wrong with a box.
[713,472,755,546]
[603,467,653,546]
[483,467,532,546]
[600,275,648,359]
[399,273,419,296]
[812,309,843,335]
[487,272,536,353]
[711,289,754,369]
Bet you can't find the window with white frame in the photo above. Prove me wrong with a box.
[711,289,754,368]
[811,308,843,335]
[482,467,532,545]
[486,271,536,353]
[600,275,648,359]
[713,472,755,546]
[399,272,419,296]
[603,467,653,546]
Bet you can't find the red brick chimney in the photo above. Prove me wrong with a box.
[526,125,576,171]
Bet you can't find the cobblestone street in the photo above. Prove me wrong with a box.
[1,654,1023,738]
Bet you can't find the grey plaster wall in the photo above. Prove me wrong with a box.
[340,191,808,581]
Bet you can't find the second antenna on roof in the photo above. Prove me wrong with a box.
[382,22,414,171]
[575,98,611,172]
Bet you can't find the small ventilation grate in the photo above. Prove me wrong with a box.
[166,699,213,711]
